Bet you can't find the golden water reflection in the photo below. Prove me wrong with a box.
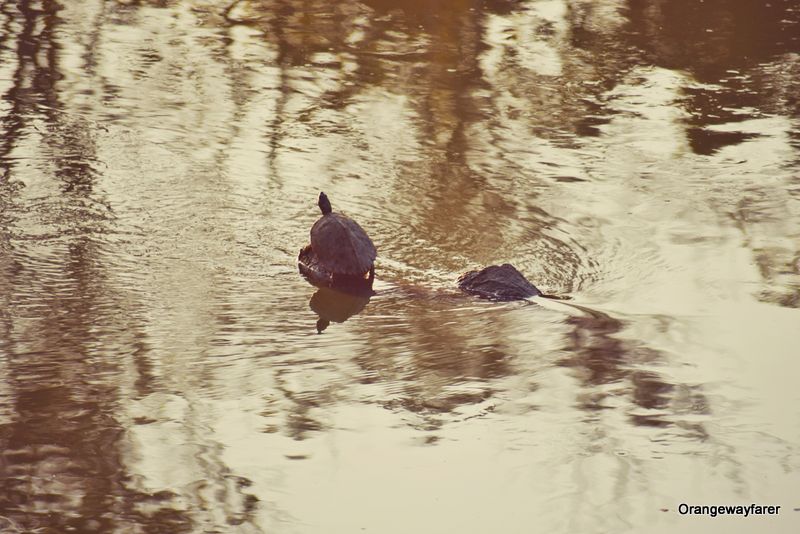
[0,0,798,533]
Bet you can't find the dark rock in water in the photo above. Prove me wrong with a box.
[457,264,541,301]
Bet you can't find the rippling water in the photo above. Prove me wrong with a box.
[0,1,799,533]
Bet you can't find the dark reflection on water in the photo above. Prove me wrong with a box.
[0,0,799,532]
[627,0,800,76]
[559,308,709,434]
[309,286,371,333]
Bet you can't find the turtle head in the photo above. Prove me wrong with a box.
[318,192,332,215]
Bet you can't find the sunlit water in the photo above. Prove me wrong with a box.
[0,1,799,533]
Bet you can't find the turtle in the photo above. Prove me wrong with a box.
[298,192,377,288]
[457,263,541,301]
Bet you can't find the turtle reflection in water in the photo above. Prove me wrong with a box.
[309,287,371,334]
[299,192,547,332]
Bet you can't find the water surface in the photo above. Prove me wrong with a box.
[0,1,799,533]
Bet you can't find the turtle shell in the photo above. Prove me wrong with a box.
[310,212,376,275]
[458,264,541,301]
